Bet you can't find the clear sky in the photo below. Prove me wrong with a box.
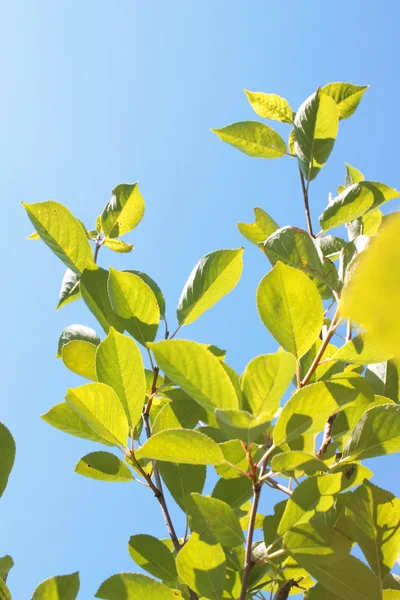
[1,1,399,598]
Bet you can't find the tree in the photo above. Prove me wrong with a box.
[1,81,399,598]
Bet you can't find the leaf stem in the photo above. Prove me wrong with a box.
[300,307,342,387]
[299,167,314,237]
[240,480,262,600]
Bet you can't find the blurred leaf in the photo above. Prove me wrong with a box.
[75,451,133,482]
[329,333,393,365]
[257,262,323,358]
[0,555,13,582]
[340,214,400,361]
[0,423,15,498]
[211,121,286,158]
[177,248,243,326]
[365,360,400,402]
[23,201,93,274]
[101,183,145,238]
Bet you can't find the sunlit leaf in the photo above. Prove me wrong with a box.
[136,428,225,465]
[57,324,100,358]
[343,403,400,461]
[238,207,279,246]
[75,451,133,482]
[41,402,113,446]
[57,268,81,309]
[128,535,177,582]
[95,573,179,600]
[103,238,134,253]
[322,82,368,120]
[32,572,80,600]
[101,183,145,238]
[211,121,286,158]
[183,493,244,547]
[62,340,97,380]
[244,90,294,123]
[80,263,125,334]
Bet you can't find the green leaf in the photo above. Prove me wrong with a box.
[157,462,206,510]
[176,532,226,600]
[215,409,271,444]
[274,377,371,447]
[0,579,11,600]
[240,351,296,418]
[23,201,93,274]
[345,163,365,186]
[365,361,400,402]
[75,451,133,482]
[27,230,41,240]
[61,340,97,380]
[284,520,352,563]
[80,263,124,334]
[103,238,134,253]
[346,209,383,241]
[211,121,286,158]
[257,262,323,358]
[316,235,346,261]
[57,324,100,358]
[263,226,339,293]
[299,340,344,384]
[128,535,177,582]
[306,583,341,599]
[215,440,249,479]
[108,268,160,345]
[177,248,243,326]
[183,493,244,547]
[57,269,81,309]
[0,555,13,582]
[66,383,129,447]
[148,340,238,411]
[294,89,339,181]
[212,476,253,510]
[278,474,343,537]
[101,183,145,238]
[344,480,400,579]
[271,451,328,475]
[237,207,279,246]
[152,390,207,434]
[263,500,287,547]
[136,428,225,465]
[320,181,400,231]
[329,333,393,365]
[96,328,146,430]
[125,270,166,319]
[95,573,179,600]
[41,402,113,445]
[31,572,80,600]
[0,423,15,498]
[343,404,400,461]
[244,90,294,123]
[321,82,368,120]
[329,463,373,491]
[294,555,381,600]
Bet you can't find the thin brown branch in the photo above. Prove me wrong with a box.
[260,475,293,497]
[317,414,337,458]
[300,308,342,387]
[299,167,314,237]
[346,318,352,342]
[240,481,262,600]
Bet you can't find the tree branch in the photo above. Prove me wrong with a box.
[239,481,262,600]
[300,308,341,387]
[299,167,314,237]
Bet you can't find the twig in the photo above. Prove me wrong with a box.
[346,319,352,342]
[260,475,293,497]
[300,308,342,387]
[164,317,170,339]
[256,444,275,469]
[240,480,262,600]
[169,324,182,340]
[317,414,337,458]
[299,167,314,237]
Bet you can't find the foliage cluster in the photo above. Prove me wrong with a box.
[1,81,400,599]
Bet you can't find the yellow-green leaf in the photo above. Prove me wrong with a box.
[0,423,15,498]
[177,248,243,325]
[75,451,133,482]
[244,90,294,123]
[62,340,97,380]
[103,238,134,253]
[329,333,393,365]
[41,402,113,446]
[66,383,129,447]
[211,121,286,158]
[237,207,279,246]
[257,262,323,358]
[23,201,93,274]
[322,82,368,120]
[101,183,145,238]
[32,572,80,600]
[95,573,180,600]
[294,89,339,181]
[96,329,146,429]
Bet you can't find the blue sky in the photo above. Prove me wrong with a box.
[1,1,399,597]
